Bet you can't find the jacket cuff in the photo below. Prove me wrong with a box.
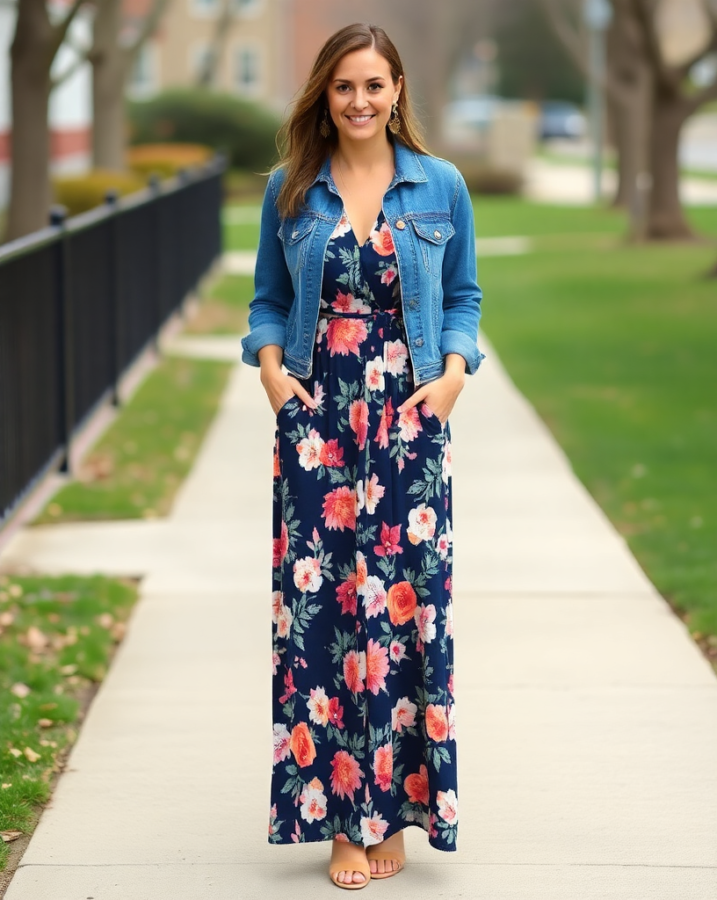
[440,329,486,375]
[240,324,287,367]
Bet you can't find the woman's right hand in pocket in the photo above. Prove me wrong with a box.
[262,371,316,416]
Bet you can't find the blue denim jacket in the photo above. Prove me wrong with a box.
[241,141,484,385]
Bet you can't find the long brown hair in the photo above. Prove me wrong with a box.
[276,23,428,219]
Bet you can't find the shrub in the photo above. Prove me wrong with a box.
[127,89,280,172]
[127,142,214,180]
[451,159,523,196]
[52,170,146,217]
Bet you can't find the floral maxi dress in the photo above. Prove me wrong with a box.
[268,208,458,851]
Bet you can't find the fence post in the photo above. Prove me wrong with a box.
[50,205,75,475]
[105,190,122,407]
[148,174,163,350]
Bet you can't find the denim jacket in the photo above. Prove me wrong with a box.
[241,140,484,386]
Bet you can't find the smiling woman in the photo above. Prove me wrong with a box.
[239,23,485,891]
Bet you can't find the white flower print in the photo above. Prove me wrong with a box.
[384,338,408,375]
[330,212,352,240]
[437,789,459,824]
[276,602,293,639]
[300,779,328,823]
[415,603,437,645]
[296,429,325,471]
[356,473,385,515]
[391,696,418,732]
[273,723,291,764]
[293,556,323,593]
[407,503,437,544]
[360,812,389,845]
[361,575,387,619]
[365,356,385,391]
[307,686,331,726]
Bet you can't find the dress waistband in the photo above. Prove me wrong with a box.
[318,307,403,320]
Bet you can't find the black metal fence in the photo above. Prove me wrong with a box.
[0,156,224,525]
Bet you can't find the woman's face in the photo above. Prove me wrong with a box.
[326,47,402,145]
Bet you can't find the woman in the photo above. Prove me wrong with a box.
[241,23,484,891]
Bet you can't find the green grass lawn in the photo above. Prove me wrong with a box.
[33,356,232,523]
[0,574,137,870]
[475,198,717,650]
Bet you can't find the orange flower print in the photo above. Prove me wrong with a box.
[369,221,395,256]
[349,399,369,449]
[319,438,344,467]
[404,764,430,805]
[343,649,366,693]
[330,750,363,801]
[289,722,317,768]
[386,580,417,625]
[272,436,280,476]
[322,486,357,531]
[356,551,368,593]
[365,638,390,695]
[326,318,368,357]
[373,744,393,792]
[425,704,449,742]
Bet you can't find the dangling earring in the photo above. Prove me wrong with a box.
[319,108,331,139]
[388,101,401,135]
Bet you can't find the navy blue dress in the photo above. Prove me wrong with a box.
[268,208,458,850]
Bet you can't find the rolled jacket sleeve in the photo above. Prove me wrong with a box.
[241,171,295,368]
[440,170,485,374]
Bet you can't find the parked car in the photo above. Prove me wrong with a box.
[538,101,586,140]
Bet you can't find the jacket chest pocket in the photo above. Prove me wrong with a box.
[278,216,318,271]
[411,218,455,278]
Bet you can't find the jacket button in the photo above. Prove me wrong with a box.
[434,230,441,239]
[292,230,299,238]
[395,219,406,229]
[414,338,424,347]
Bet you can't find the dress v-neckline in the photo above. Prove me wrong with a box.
[344,209,380,248]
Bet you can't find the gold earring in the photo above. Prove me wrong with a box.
[319,109,331,138]
[388,101,401,135]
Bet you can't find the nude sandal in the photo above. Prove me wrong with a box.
[366,837,406,880]
[328,840,371,891]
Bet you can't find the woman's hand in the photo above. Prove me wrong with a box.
[397,353,466,425]
[258,344,316,415]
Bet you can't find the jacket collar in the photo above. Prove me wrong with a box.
[313,139,428,191]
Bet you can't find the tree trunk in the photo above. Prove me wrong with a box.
[647,91,693,240]
[5,0,54,241]
[92,0,130,170]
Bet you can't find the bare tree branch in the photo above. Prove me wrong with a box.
[630,0,680,93]
[50,0,87,54]
[128,0,171,62]
[677,0,717,77]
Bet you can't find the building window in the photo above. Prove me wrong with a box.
[190,0,219,18]
[233,0,262,16]
[234,44,262,96]
[128,43,157,99]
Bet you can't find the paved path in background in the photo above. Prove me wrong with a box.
[2,332,716,899]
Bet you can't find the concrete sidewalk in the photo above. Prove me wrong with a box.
[2,338,716,899]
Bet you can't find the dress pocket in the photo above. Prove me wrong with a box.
[419,400,446,433]
[276,394,300,421]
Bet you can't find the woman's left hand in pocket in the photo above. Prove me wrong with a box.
[397,367,465,426]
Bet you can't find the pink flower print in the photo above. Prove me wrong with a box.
[326,317,368,356]
[296,429,324,471]
[336,572,358,616]
[389,640,406,664]
[328,696,345,729]
[356,473,385,515]
[299,777,328,823]
[307,686,330,726]
[349,399,369,449]
[343,649,366,693]
[407,503,437,544]
[293,556,323,593]
[319,438,344,467]
[361,575,387,619]
[365,356,385,391]
[369,221,395,256]
[437,789,459,824]
[398,405,421,442]
[276,602,293,639]
[381,263,398,285]
[374,522,403,557]
[391,696,417,732]
[384,339,408,375]
[322,486,357,531]
[278,667,296,703]
[330,212,351,239]
[272,723,291,764]
[272,520,289,568]
[271,590,283,624]
[365,638,390,695]
[448,703,456,740]
[373,744,393,792]
[330,750,363,801]
[442,439,453,484]
[415,603,437,647]
[360,812,389,846]
[331,289,370,314]
[375,398,394,449]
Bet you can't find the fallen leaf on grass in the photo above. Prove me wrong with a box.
[24,626,49,651]
[10,683,31,698]
[1,831,23,843]
[23,747,41,762]
[8,748,22,758]
[0,611,15,627]
[37,718,53,728]
[96,613,114,629]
